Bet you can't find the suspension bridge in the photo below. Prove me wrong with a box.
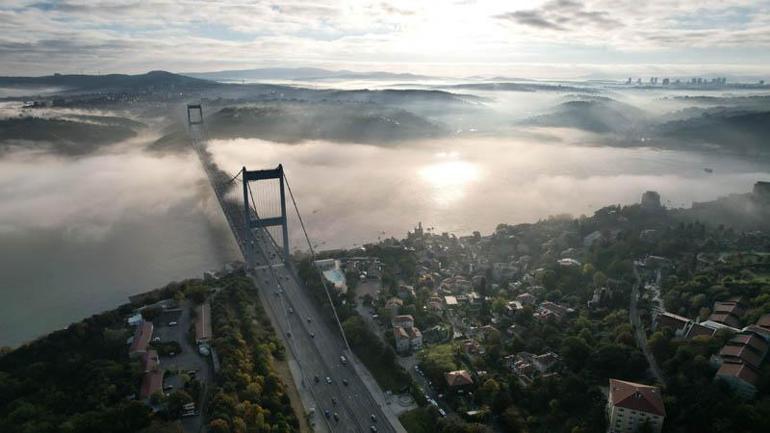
[186,104,405,433]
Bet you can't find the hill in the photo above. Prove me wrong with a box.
[0,114,144,156]
[658,109,770,154]
[524,96,646,133]
[184,67,434,82]
[0,71,218,93]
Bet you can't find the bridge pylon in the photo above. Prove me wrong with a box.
[242,165,290,261]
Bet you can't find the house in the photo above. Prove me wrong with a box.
[535,301,574,322]
[392,314,421,353]
[463,339,482,355]
[505,300,523,315]
[711,331,768,384]
[698,320,740,335]
[557,258,581,267]
[444,295,458,306]
[394,327,411,353]
[654,312,693,337]
[407,327,423,350]
[445,370,474,387]
[129,321,154,358]
[715,362,759,399]
[142,350,160,373]
[194,301,212,344]
[127,313,144,327]
[607,379,665,433]
[684,322,716,339]
[391,315,415,330]
[385,297,403,315]
[583,230,604,247]
[707,297,746,328]
[757,313,770,330]
[398,284,416,300]
[140,370,164,400]
[516,292,536,305]
[139,349,163,400]
[532,352,560,373]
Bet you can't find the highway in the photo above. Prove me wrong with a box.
[248,228,397,433]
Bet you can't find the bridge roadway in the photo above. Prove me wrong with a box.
[249,229,396,433]
[189,126,398,433]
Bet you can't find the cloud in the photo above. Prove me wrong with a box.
[495,0,623,32]
[1,0,770,76]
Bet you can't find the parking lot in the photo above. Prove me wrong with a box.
[152,301,212,433]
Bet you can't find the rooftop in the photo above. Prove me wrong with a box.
[445,370,474,387]
[609,378,666,417]
[716,361,759,385]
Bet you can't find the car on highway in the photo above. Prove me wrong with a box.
[310,333,315,338]
[370,426,378,433]
[286,332,292,338]
[438,408,447,417]
[325,376,332,384]
[168,321,178,326]
[342,379,349,386]
[324,410,330,419]
[371,414,377,422]
[340,355,348,365]
[307,317,312,323]
[314,375,320,383]
[288,307,294,314]
[332,412,339,422]
[331,397,337,406]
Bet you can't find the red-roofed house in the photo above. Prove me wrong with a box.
[607,379,665,433]
[140,370,163,400]
[445,370,474,387]
[129,321,154,358]
[715,362,759,399]
[756,313,770,331]
[142,350,160,373]
[707,298,746,328]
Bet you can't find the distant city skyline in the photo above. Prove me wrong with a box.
[2,0,770,78]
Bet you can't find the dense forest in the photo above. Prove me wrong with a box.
[0,303,165,433]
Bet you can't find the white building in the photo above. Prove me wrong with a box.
[607,379,665,433]
[314,259,348,294]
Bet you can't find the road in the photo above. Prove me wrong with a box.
[630,264,666,386]
[248,228,403,433]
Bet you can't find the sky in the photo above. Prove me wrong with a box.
[1,0,770,78]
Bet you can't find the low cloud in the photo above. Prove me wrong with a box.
[496,0,623,32]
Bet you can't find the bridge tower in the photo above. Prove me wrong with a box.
[187,104,203,125]
[242,165,290,260]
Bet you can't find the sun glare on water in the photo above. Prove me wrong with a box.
[419,154,481,206]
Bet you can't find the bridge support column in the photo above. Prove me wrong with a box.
[242,164,290,261]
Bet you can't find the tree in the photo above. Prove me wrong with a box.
[208,419,231,433]
[167,390,193,418]
[561,336,591,371]
[478,378,501,405]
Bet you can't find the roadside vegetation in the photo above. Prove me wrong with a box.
[206,275,299,433]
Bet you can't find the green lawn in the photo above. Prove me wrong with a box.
[399,408,434,433]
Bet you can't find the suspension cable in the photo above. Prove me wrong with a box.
[282,171,353,354]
